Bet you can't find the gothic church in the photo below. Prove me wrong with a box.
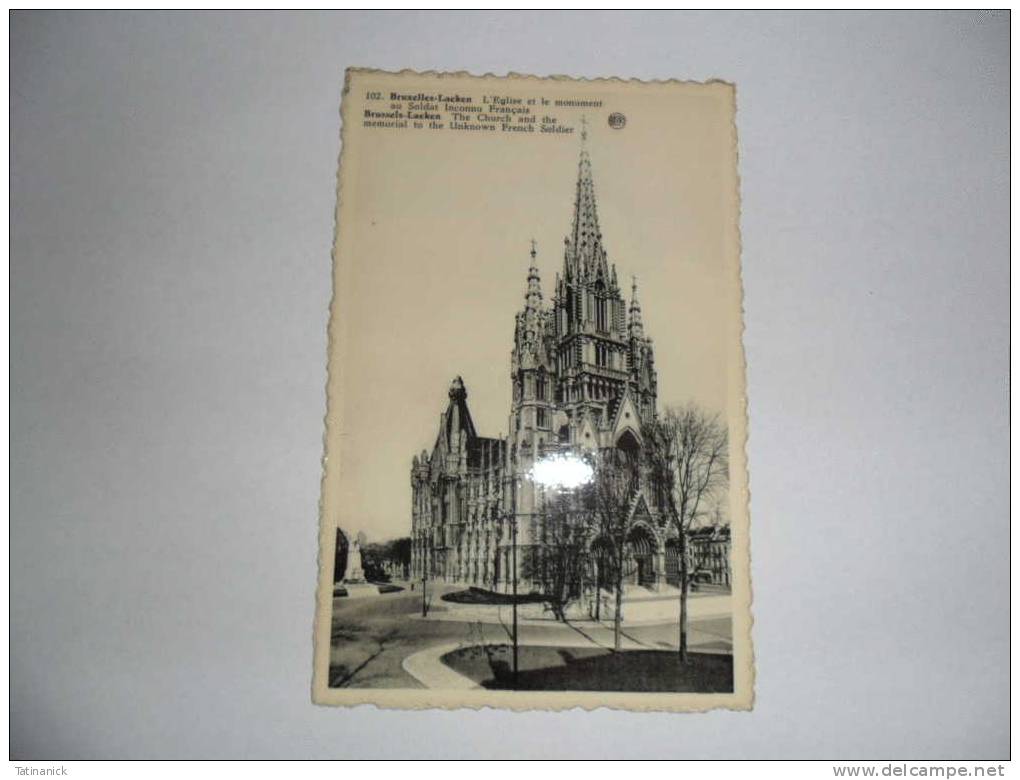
[409,137,728,595]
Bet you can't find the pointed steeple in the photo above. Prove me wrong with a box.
[566,122,609,283]
[525,239,542,311]
[515,239,544,362]
[628,275,644,340]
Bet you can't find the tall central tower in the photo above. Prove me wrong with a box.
[552,134,632,442]
[498,131,660,590]
[508,133,659,457]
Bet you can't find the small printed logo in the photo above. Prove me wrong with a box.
[608,112,626,129]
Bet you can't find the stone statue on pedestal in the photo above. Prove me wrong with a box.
[343,537,366,583]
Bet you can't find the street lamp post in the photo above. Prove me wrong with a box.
[511,510,518,689]
[421,538,429,618]
[502,465,520,690]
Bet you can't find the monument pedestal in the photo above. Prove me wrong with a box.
[343,582,382,598]
[336,532,384,597]
[343,538,366,583]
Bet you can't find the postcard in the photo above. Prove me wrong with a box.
[313,69,752,711]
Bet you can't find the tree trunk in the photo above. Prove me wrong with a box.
[613,568,623,652]
[678,531,689,663]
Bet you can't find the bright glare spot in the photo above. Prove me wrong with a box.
[529,453,594,489]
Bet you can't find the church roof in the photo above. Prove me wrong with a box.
[445,376,476,440]
[432,375,477,460]
[467,436,505,469]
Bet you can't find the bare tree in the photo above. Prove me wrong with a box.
[644,404,729,662]
[525,489,588,622]
[588,446,641,651]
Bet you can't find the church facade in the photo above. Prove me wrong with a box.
[409,139,730,597]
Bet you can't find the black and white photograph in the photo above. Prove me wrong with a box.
[313,71,752,710]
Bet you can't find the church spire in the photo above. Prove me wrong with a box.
[566,122,608,283]
[514,240,547,374]
[628,275,644,339]
[525,238,542,311]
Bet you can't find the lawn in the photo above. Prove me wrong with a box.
[441,644,733,692]
[441,586,547,606]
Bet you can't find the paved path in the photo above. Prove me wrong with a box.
[403,643,480,689]
[414,592,731,627]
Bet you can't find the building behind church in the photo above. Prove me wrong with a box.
[409,139,730,603]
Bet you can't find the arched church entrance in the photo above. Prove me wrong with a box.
[626,524,657,588]
[616,428,640,458]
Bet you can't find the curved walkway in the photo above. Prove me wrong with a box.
[403,642,479,689]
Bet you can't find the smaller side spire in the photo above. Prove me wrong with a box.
[525,239,542,311]
[628,275,644,340]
